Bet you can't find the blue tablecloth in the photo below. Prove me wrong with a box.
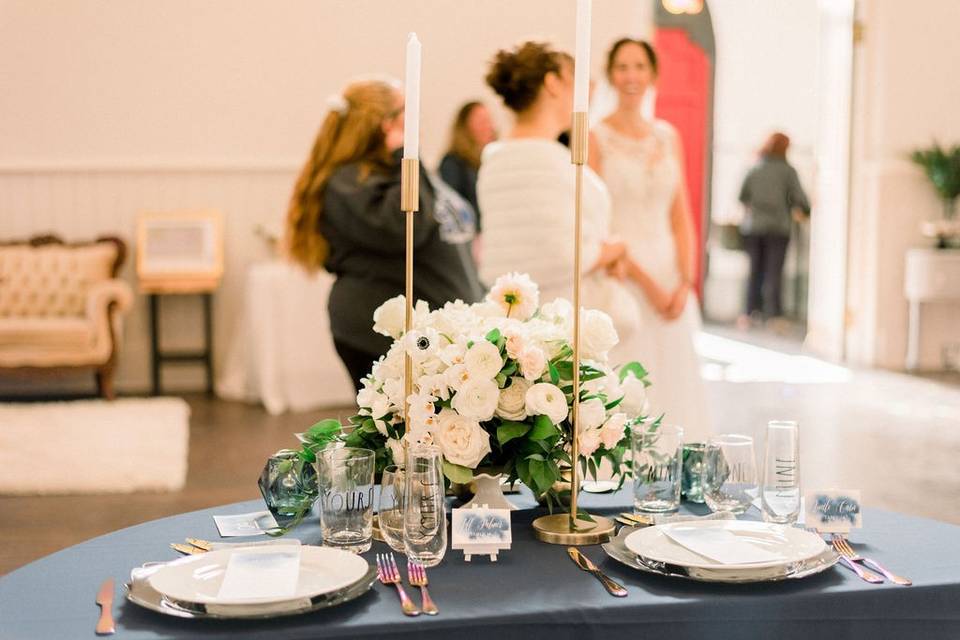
[2,488,959,639]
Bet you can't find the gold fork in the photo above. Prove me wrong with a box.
[406,559,439,615]
[833,536,912,586]
[830,537,883,583]
[377,553,420,616]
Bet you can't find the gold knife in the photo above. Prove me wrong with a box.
[95,578,115,635]
[567,547,628,597]
[185,537,213,551]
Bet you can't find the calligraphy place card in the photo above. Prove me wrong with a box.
[452,506,512,562]
[805,490,862,533]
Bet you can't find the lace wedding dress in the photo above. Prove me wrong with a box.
[595,120,711,442]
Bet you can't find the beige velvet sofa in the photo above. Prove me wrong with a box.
[0,236,133,398]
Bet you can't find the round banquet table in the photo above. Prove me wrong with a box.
[2,488,959,640]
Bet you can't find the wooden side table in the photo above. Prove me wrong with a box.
[904,248,960,371]
[141,279,219,395]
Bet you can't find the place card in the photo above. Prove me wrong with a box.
[216,547,301,601]
[213,511,279,537]
[805,489,862,533]
[452,505,511,562]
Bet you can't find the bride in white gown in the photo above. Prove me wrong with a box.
[590,38,711,442]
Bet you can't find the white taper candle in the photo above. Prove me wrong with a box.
[403,33,421,160]
[573,0,592,112]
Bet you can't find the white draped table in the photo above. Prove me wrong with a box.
[217,261,355,414]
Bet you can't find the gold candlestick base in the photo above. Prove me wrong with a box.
[531,513,615,546]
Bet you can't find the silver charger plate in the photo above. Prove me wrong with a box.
[126,565,377,620]
[602,525,839,583]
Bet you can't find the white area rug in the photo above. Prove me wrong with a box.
[0,397,189,495]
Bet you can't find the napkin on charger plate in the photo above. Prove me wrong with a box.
[130,541,310,616]
[651,511,737,526]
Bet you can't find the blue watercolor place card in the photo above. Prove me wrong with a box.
[805,490,862,533]
[452,506,512,561]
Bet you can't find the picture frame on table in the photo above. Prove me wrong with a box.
[136,210,224,293]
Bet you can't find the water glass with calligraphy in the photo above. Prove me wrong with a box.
[761,421,801,524]
[317,447,375,553]
[702,434,758,514]
[404,444,447,567]
[378,464,406,552]
[631,422,684,513]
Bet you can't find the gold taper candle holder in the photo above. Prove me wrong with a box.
[532,112,615,545]
[401,157,419,435]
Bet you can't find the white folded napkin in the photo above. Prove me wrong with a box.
[214,547,301,602]
[651,511,737,526]
[661,524,789,565]
[131,543,310,615]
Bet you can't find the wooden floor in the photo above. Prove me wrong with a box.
[0,395,352,576]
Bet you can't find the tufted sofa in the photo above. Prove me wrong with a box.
[0,236,133,398]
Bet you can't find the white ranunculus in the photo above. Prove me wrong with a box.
[496,377,531,420]
[450,377,500,422]
[373,295,407,339]
[580,309,619,360]
[576,398,607,430]
[525,382,569,425]
[519,346,547,382]
[486,272,540,320]
[620,372,650,416]
[465,340,504,380]
[600,413,629,450]
[579,427,603,458]
[431,409,492,468]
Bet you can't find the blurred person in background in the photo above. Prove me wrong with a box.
[439,101,497,231]
[285,78,482,391]
[737,132,811,329]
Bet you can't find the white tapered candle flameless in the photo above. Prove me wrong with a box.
[573,0,592,112]
[403,33,421,160]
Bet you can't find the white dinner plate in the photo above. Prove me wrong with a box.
[148,545,369,606]
[624,520,825,570]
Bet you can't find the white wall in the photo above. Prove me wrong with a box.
[0,0,650,393]
[846,0,960,370]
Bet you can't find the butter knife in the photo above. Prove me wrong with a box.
[567,547,628,597]
[95,578,116,635]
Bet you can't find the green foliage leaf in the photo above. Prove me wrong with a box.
[575,509,596,524]
[548,361,560,385]
[618,361,648,382]
[442,461,474,485]
[528,414,559,441]
[497,421,531,445]
[485,328,502,344]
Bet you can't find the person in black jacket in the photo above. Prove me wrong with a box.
[438,101,496,232]
[285,79,483,391]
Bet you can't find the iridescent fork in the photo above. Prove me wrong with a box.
[832,535,912,586]
[407,559,438,615]
[376,553,420,616]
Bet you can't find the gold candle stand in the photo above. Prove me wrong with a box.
[401,157,419,434]
[532,112,615,545]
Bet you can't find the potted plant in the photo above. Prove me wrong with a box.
[910,142,960,248]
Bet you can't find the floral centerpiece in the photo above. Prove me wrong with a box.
[329,273,651,512]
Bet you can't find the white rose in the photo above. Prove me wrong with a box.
[450,377,500,422]
[580,309,619,360]
[576,397,607,430]
[486,272,540,320]
[579,427,603,458]
[431,409,492,468]
[373,295,407,339]
[519,346,547,382]
[600,413,629,450]
[465,340,504,380]
[540,297,573,329]
[496,377,531,420]
[525,382,569,425]
[620,372,650,416]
